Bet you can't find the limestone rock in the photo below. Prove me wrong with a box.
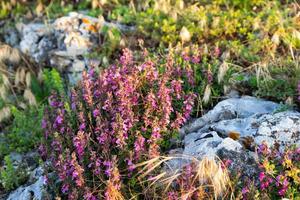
[7,170,48,200]
[172,96,300,176]
[180,96,279,137]
[184,131,242,158]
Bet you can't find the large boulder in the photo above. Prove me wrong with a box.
[169,96,300,178]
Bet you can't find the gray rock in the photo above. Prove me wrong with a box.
[10,11,135,86]
[18,23,52,61]
[35,36,57,62]
[217,149,259,180]
[49,55,72,72]
[172,96,300,173]
[68,59,86,72]
[7,173,47,200]
[180,96,279,136]
[7,151,38,169]
[65,59,86,85]
[204,111,300,148]
[3,28,20,47]
[184,131,242,158]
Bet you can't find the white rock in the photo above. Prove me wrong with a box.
[7,175,46,200]
[184,131,242,159]
[183,97,300,152]
[6,166,48,200]
[64,31,91,54]
[180,96,279,136]
[69,59,86,72]
[170,97,300,177]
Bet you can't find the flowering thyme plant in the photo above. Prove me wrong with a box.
[242,142,300,199]
[40,49,196,199]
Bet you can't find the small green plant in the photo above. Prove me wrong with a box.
[0,106,44,158]
[0,155,27,191]
[31,68,65,103]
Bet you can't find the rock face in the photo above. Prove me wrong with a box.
[169,96,300,178]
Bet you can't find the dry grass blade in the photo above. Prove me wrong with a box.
[0,85,7,100]
[0,44,21,65]
[23,89,37,106]
[137,155,232,199]
[0,106,11,122]
[195,157,230,198]
[136,156,173,178]
[218,61,229,83]
[203,84,211,105]
[1,73,10,87]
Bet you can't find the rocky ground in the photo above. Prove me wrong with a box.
[168,97,300,178]
[2,96,300,200]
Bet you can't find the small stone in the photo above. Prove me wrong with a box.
[4,27,20,47]
[69,59,86,72]
[64,31,92,54]
[50,55,72,72]
[67,72,83,86]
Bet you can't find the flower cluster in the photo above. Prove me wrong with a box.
[242,142,300,199]
[41,49,196,199]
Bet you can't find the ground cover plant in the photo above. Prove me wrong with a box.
[41,49,197,199]
[0,44,65,192]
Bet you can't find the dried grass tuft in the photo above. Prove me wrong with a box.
[137,155,232,199]
[23,89,37,106]
[0,106,11,122]
[218,61,229,83]
[0,44,21,65]
[203,84,211,105]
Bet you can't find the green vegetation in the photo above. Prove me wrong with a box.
[0,155,27,191]
[0,67,64,158]
[0,106,44,158]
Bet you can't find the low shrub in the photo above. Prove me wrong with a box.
[41,49,196,199]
